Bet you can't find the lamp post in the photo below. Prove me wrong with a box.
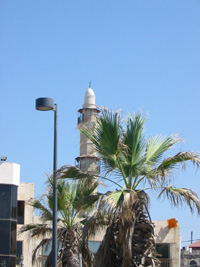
[35,97,57,267]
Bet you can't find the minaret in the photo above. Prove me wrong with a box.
[76,85,100,178]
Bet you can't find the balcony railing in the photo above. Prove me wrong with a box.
[77,114,84,124]
[159,258,171,267]
[75,162,100,174]
[77,111,100,125]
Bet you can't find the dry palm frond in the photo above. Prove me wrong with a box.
[56,165,91,180]
[19,223,52,237]
[158,185,200,214]
[157,151,200,172]
[28,198,53,222]
[32,238,51,264]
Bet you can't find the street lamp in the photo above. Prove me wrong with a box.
[35,97,57,267]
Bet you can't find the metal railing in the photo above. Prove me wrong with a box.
[159,258,171,267]
[75,162,100,174]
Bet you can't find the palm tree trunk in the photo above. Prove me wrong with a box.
[119,222,135,267]
[61,228,94,267]
[94,201,160,267]
[62,229,81,267]
[94,220,120,267]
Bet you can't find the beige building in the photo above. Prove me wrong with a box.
[17,182,36,266]
[154,220,181,267]
[17,182,49,267]
[88,219,181,267]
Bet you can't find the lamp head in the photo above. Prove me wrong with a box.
[1,156,7,161]
[36,97,54,111]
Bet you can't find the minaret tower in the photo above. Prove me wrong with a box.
[76,84,100,178]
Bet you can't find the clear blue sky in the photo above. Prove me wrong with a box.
[1,0,200,247]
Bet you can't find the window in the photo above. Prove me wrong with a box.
[0,220,17,255]
[190,261,197,267]
[156,244,170,259]
[41,240,62,267]
[0,220,10,254]
[0,185,17,220]
[88,241,101,255]
[11,221,17,254]
[156,244,170,267]
[11,186,17,219]
[0,185,11,219]
[17,201,25,224]
[42,240,52,256]
[16,241,23,265]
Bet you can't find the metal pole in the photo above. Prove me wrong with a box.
[52,104,57,267]
[79,253,82,267]
[191,231,193,244]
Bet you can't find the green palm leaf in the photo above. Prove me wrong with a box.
[123,114,146,166]
[80,110,122,172]
[145,135,181,165]
[21,173,97,266]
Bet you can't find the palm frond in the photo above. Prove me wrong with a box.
[80,110,122,171]
[29,199,53,221]
[95,190,140,225]
[32,238,51,264]
[82,211,109,241]
[57,165,91,180]
[19,223,52,237]
[157,151,200,172]
[103,190,125,210]
[158,185,200,214]
[145,135,181,165]
[123,113,146,166]
[142,151,200,189]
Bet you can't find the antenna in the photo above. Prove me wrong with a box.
[89,81,92,88]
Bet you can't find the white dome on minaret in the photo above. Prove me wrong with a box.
[83,86,96,109]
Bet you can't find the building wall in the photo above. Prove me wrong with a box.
[17,183,53,267]
[89,220,181,267]
[181,247,200,267]
[17,183,40,267]
[154,220,181,267]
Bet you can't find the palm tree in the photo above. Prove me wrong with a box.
[61,110,200,267]
[19,175,99,267]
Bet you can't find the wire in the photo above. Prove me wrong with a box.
[181,239,200,243]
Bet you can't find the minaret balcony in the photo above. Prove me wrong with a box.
[75,155,100,174]
[77,112,84,124]
[77,108,100,125]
